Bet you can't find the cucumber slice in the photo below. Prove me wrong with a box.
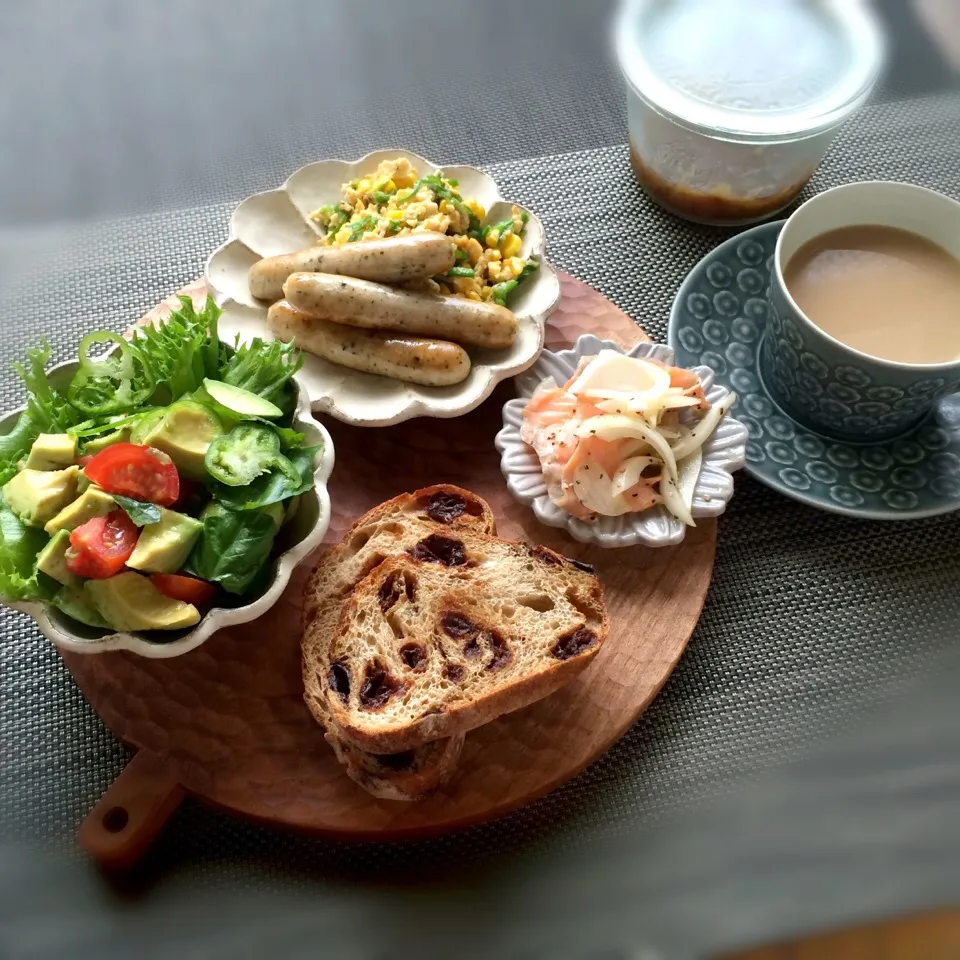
[202,379,283,419]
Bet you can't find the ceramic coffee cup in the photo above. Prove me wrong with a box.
[761,181,960,442]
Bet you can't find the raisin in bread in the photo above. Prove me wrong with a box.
[301,485,497,800]
[322,532,608,755]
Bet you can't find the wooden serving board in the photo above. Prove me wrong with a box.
[63,273,717,869]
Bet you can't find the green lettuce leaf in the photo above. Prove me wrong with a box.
[218,336,303,406]
[0,341,84,485]
[128,294,223,404]
[0,495,52,602]
[184,507,278,595]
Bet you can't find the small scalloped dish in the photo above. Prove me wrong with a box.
[205,149,561,427]
[1,363,333,658]
[495,335,748,548]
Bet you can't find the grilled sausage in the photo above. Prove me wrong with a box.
[249,233,457,302]
[267,300,471,387]
[282,272,517,349]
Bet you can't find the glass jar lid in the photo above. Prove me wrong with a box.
[615,0,885,142]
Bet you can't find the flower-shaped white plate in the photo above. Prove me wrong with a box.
[2,364,333,658]
[495,335,749,547]
[205,149,561,427]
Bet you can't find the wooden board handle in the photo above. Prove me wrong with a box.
[77,750,184,870]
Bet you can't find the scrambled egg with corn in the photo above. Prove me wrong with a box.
[309,157,537,305]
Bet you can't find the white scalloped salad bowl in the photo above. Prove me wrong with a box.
[1,364,333,659]
[205,149,561,427]
[495,335,748,548]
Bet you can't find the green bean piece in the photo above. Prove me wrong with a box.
[491,280,519,305]
[347,215,378,241]
[447,266,475,278]
[520,260,539,278]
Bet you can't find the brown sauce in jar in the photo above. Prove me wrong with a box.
[629,145,814,225]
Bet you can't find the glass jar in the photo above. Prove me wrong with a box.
[615,0,885,226]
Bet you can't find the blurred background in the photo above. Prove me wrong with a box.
[0,0,955,225]
[1,2,959,958]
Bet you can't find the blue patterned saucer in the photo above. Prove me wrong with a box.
[667,221,960,520]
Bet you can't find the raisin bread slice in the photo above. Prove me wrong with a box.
[301,485,496,799]
[323,533,608,755]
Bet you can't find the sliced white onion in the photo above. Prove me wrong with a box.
[676,448,703,516]
[659,395,703,411]
[669,391,736,460]
[594,398,633,416]
[572,455,633,516]
[576,415,679,483]
[610,455,658,498]
[660,474,695,526]
[619,438,653,459]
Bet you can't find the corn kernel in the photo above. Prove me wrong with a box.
[480,286,493,300]
[334,226,350,245]
[488,250,502,261]
[392,168,415,188]
[507,256,527,275]
[487,262,502,282]
[387,209,404,221]
[357,178,372,192]
[466,238,483,265]
[500,233,522,258]
[467,291,481,301]
[486,228,500,249]
[467,200,486,221]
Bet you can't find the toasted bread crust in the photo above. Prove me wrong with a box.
[301,485,496,799]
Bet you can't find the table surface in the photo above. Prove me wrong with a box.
[1,3,959,959]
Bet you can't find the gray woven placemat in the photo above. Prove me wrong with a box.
[0,0,948,225]
[0,92,959,958]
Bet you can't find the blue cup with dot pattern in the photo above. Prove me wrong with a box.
[762,182,960,442]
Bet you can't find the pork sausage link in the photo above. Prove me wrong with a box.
[282,272,517,349]
[249,233,457,302]
[267,300,471,387]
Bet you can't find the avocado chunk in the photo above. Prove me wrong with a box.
[2,466,81,527]
[127,507,203,574]
[43,486,115,535]
[85,572,200,631]
[24,433,77,471]
[83,425,131,455]
[37,530,81,587]
[134,401,224,480]
[128,408,165,446]
[53,585,108,629]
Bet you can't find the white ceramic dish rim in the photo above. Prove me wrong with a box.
[204,148,562,428]
[2,362,334,659]
[495,335,748,548]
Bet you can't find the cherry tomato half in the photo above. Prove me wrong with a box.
[149,573,218,606]
[66,510,139,579]
[75,454,94,468]
[83,443,179,506]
